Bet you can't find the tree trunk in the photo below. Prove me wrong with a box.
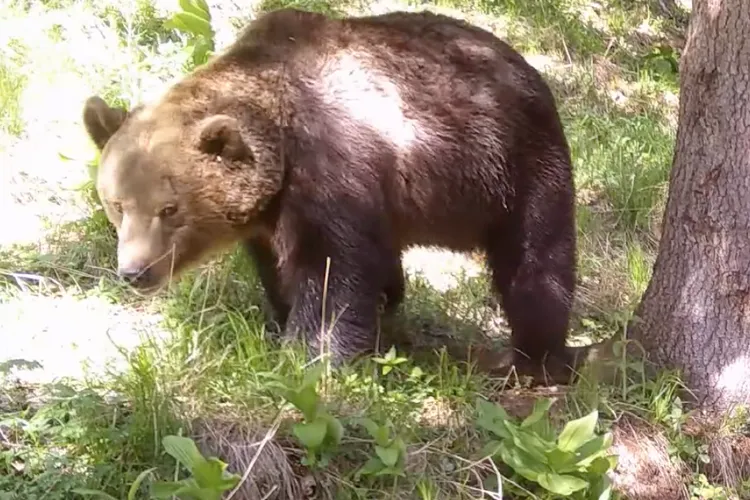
[630,0,750,410]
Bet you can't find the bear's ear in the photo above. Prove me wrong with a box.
[82,96,129,151]
[197,115,251,162]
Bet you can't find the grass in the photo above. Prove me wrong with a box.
[0,37,27,137]
[2,0,749,499]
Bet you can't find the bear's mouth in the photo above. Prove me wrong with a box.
[118,269,171,296]
[127,280,167,297]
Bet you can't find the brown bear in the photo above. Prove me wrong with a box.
[81,7,578,378]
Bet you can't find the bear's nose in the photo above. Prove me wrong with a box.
[118,266,151,287]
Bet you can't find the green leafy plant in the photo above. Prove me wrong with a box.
[415,478,440,500]
[165,0,215,68]
[354,417,408,480]
[642,45,680,77]
[151,435,241,499]
[372,346,409,376]
[73,468,157,500]
[279,363,344,468]
[476,398,618,499]
[689,473,731,500]
[73,435,240,500]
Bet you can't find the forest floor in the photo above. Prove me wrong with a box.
[2,0,749,499]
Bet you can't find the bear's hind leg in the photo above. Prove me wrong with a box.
[382,256,405,314]
[485,157,577,380]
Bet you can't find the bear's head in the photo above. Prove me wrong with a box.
[81,95,284,294]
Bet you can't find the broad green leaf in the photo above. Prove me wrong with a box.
[178,0,197,17]
[182,487,221,500]
[537,472,590,496]
[476,439,503,460]
[284,385,319,421]
[165,15,189,33]
[374,465,406,477]
[546,447,577,471]
[521,398,555,428]
[194,0,211,17]
[324,413,344,446]
[179,0,211,21]
[127,467,157,500]
[382,346,398,362]
[177,11,212,37]
[476,398,511,422]
[588,455,617,476]
[557,410,599,452]
[71,489,119,500]
[317,453,332,468]
[393,436,407,457]
[302,362,326,388]
[572,433,613,468]
[301,448,318,467]
[169,11,213,38]
[375,445,400,467]
[153,481,227,500]
[476,399,513,440]
[191,36,214,66]
[497,441,544,483]
[162,435,206,472]
[192,457,240,490]
[590,473,613,500]
[386,345,397,360]
[394,442,407,469]
[150,478,200,498]
[375,426,391,447]
[511,429,553,464]
[293,417,328,449]
[357,455,385,477]
[372,346,408,366]
[354,417,381,439]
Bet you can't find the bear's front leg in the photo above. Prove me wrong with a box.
[282,257,389,364]
[276,218,396,364]
[244,238,290,328]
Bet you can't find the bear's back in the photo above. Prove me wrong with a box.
[212,9,570,250]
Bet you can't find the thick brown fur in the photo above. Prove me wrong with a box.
[82,8,578,377]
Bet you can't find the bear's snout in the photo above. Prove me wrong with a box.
[117,264,156,290]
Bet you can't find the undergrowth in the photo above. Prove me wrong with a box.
[2,0,746,499]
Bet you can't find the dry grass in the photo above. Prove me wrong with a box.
[705,435,750,493]
[609,416,691,500]
[191,416,306,500]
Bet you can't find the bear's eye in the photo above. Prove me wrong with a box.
[112,202,123,214]
[159,205,178,218]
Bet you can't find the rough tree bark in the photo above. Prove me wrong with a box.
[630,0,750,410]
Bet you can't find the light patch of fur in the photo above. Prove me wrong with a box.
[144,121,181,154]
[96,148,123,200]
[318,52,420,151]
[453,37,498,61]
